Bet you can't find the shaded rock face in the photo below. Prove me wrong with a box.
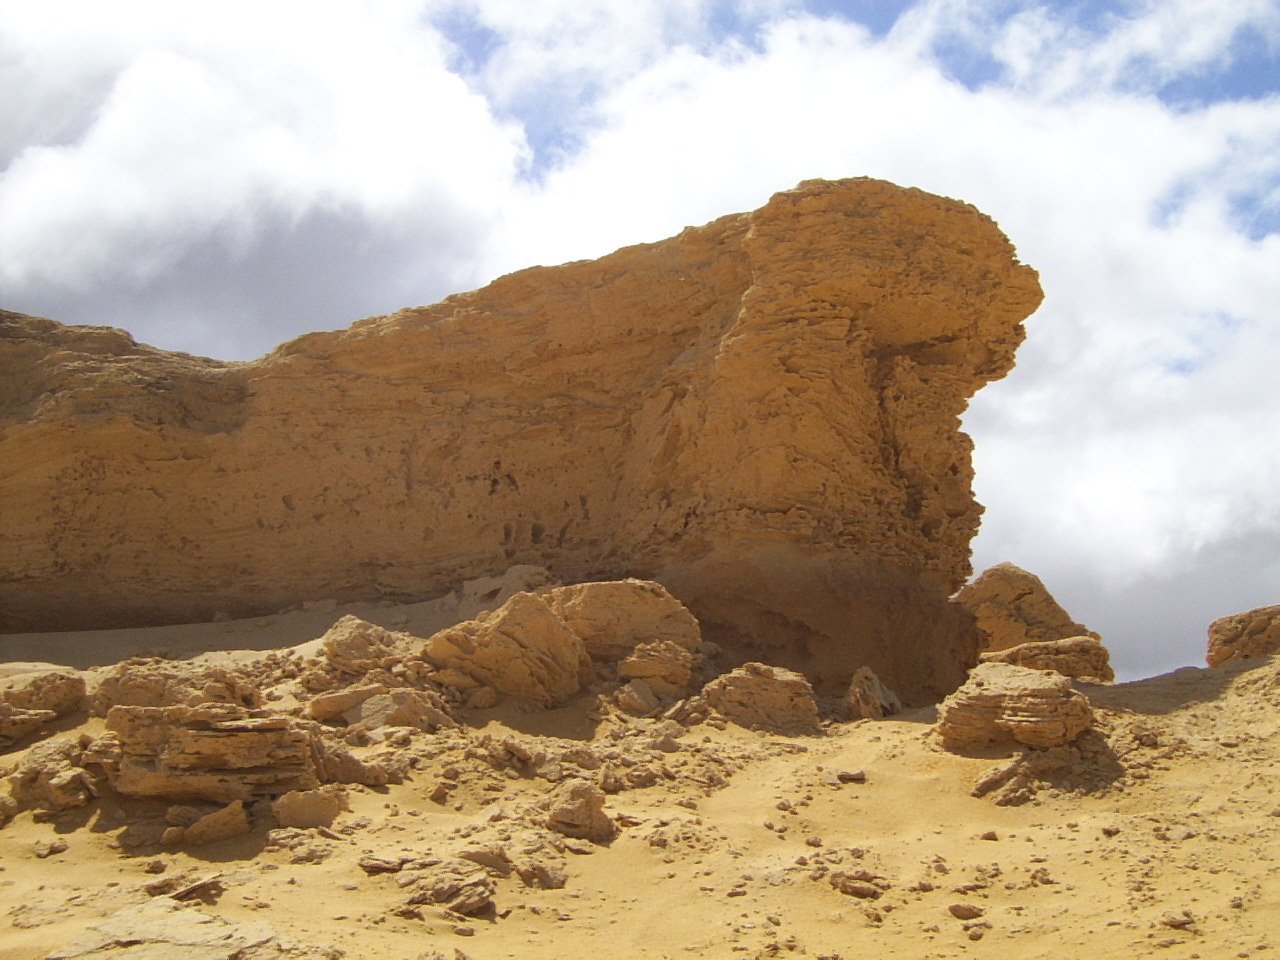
[953,563,1098,654]
[0,178,1042,704]
[1207,604,1280,667]
[934,662,1094,750]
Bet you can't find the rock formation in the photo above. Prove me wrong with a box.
[953,563,1098,654]
[0,178,1043,703]
[845,665,903,719]
[980,635,1114,682]
[1207,603,1280,667]
[703,662,822,734]
[934,662,1094,750]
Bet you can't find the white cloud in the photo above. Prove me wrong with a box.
[1,0,1277,675]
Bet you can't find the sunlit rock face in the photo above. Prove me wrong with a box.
[0,177,1042,704]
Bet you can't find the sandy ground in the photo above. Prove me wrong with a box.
[2,609,1279,960]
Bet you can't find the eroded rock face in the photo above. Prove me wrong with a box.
[845,666,903,720]
[703,662,821,734]
[980,635,1114,682]
[953,563,1098,654]
[0,179,1042,703]
[543,580,701,661]
[935,662,1094,750]
[1207,604,1280,667]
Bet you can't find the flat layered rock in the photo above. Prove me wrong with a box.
[980,635,1114,682]
[935,661,1094,750]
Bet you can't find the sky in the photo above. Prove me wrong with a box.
[2,0,1278,679]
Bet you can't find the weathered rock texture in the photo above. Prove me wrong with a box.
[703,662,822,734]
[0,179,1042,703]
[1207,604,1280,667]
[934,662,1094,750]
[980,635,1114,682]
[953,563,1098,654]
[845,665,903,719]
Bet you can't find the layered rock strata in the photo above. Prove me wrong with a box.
[934,662,1094,750]
[0,178,1042,703]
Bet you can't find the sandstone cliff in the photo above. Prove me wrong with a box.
[0,178,1042,703]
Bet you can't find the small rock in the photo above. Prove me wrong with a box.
[949,903,984,921]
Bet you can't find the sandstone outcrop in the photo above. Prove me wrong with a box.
[89,659,260,715]
[703,662,821,734]
[845,666,903,719]
[934,662,1094,750]
[0,668,86,745]
[953,563,1098,654]
[617,640,695,698]
[980,635,1114,682]
[0,180,1042,703]
[1207,604,1280,667]
[107,703,320,801]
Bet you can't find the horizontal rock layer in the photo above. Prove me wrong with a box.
[0,178,1042,703]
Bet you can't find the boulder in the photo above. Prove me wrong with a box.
[342,688,456,733]
[953,563,1098,654]
[544,580,701,661]
[316,615,404,678]
[617,639,695,698]
[542,779,617,844]
[108,703,319,802]
[0,668,86,716]
[845,666,903,720]
[980,635,1114,682]
[5,734,106,813]
[1207,604,1280,667]
[702,662,821,735]
[0,179,1042,705]
[272,786,349,829]
[422,591,589,707]
[0,702,59,745]
[935,662,1094,750]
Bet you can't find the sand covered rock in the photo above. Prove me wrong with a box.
[980,635,1115,682]
[272,785,349,829]
[1,668,86,716]
[315,615,404,679]
[108,703,319,801]
[954,562,1098,654]
[422,591,590,707]
[5,734,107,814]
[935,662,1094,749]
[845,666,903,720]
[703,662,821,734]
[1207,603,1280,667]
[0,179,1042,705]
[545,580,701,661]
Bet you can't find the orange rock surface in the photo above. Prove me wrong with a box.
[0,178,1042,703]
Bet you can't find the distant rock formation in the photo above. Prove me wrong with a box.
[953,562,1099,654]
[0,178,1043,703]
[1207,603,1280,667]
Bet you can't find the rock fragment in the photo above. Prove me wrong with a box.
[703,663,821,735]
[935,662,1093,750]
[844,666,903,720]
[1207,604,1280,667]
[980,635,1114,682]
[161,800,250,846]
[617,640,695,698]
[272,786,349,829]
